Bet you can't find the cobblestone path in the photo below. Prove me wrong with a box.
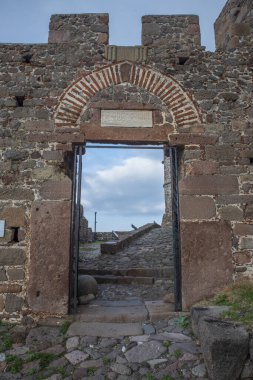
[79,226,174,301]
[0,316,209,379]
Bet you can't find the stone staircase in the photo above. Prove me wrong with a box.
[78,267,174,286]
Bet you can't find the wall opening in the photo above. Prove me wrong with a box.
[69,142,181,316]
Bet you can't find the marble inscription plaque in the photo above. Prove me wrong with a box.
[101,110,153,128]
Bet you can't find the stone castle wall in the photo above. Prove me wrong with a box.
[0,0,252,319]
[215,0,253,49]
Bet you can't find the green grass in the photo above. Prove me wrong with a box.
[60,320,71,335]
[175,316,190,329]
[6,351,58,375]
[213,282,253,327]
[102,356,111,365]
[162,340,172,348]
[26,352,57,369]
[87,367,96,376]
[145,374,155,380]
[161,376,175,380]
[2,334,12,350]
[6,355,23,374]
[173,348,183,359]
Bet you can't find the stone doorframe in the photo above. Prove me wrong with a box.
[55,60,202,312]
[28,61,233,314]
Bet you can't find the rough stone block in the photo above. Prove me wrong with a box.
[28,201,71,314]
[40,179,72,200]
[205,145,234,162]
[142,23,161,36]
[191,306,230,336]
[0,207,26,228]
[198,317,249,380]
[245,204,253,220]
[181,221,233,309]
[185,161,219,176]
[0,284,22,293]
[7,268,25,281]
[234,251,252,265]
[120,63,131,82]
[0,268,7,281]
[5,294,23,313]
[180,196,216,220]
[0,295,4,311]
[180,175,238,195]
[239,237,253,250]
[217,195,253,206]
[168,134,217,146]
[231,23,251,36]
[0,248,25,266]
[0,188,34,201]
[219,205,243,221]
[23,120,53,131]
[48,30,71,43]
[42,150,63,161]
[234,223,253,236]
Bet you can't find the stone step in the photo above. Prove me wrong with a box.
[93,275,154,285]
[74,302,148,323]
[78,267,173,278]
[67,321,143,338]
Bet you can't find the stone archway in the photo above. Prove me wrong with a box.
[53,61,204,313]
[55,62,201,129]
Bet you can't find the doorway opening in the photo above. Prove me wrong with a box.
[69,143,181,318]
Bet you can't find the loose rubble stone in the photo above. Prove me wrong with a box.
[143,323,156,335]
[147,358,168,368]
[66,336,79,351]
[191,363,207,377]
[125,340,167,363]
[110,363,131,375]
[26,327,63,351]
[65,350,89,365]
[78,275,98,296]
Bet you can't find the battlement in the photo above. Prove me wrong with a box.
[48,13,109,45]
[215,0,253,49]
[48,13,201,52]
[142,15,201,51]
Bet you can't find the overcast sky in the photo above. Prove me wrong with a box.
[0,0,227,232]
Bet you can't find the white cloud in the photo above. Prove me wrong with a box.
[81,155,165,224]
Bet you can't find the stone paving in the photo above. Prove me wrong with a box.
[79,226,174,301]
[0,316,209,380]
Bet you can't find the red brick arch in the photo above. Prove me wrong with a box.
[55,62,201,128]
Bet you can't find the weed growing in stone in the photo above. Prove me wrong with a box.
[103,356,111,365]
[162,340,172,348]
[60,320,71,335]
[161,376,175,380]
[145,374,155,380]
[56,366,68,377]
[175,316,190,329]
[6,355,23,374]
[174,348,183,359]
[28,368,38,376]
[87,367,96,376]
[26,352,57,369]
[2,334,12,350]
